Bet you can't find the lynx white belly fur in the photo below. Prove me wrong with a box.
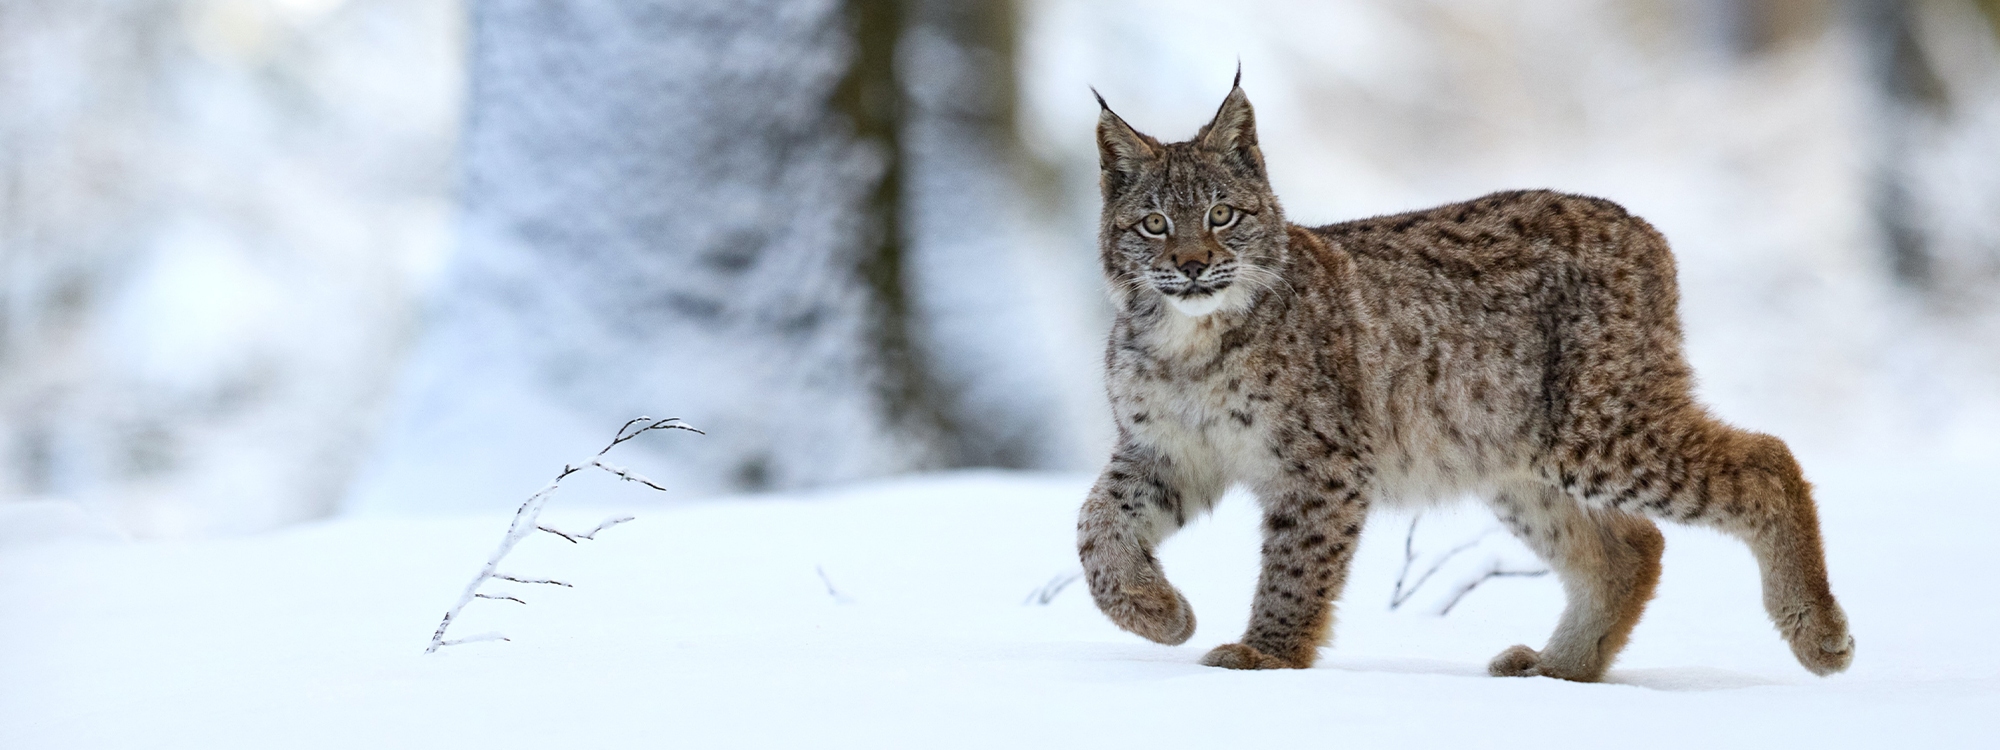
[1076,74,1855,681]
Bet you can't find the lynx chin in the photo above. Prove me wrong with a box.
[1076,73,1854,682]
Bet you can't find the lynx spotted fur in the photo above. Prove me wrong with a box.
[1076,75,1854,681]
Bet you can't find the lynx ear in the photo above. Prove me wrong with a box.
[1197,78,1265,181]
[1095,89,1158,198]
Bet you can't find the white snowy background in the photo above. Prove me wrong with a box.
[3,0,1997,747]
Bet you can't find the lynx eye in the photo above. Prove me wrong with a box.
[1208,204,1237,228]
[1139,213,1169,237]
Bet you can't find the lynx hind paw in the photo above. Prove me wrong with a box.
[1488,645,1543,678]
[1486,644,1606,682]
[1795,634,1855,676]
[1783,603,1855,676]
[1200,642,1300,670]
[1100,581,1197,645]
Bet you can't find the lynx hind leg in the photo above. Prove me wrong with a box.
[1486,484,1663,682]
[1568,423,1854,676]
[1690,429,1854,675]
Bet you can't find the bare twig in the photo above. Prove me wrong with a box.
[540,514,634,543]
[1436,562,1551,616]
[815,565,855,604]
[494,575,572,587]
[536,525,583,544]
[439,632,509,647]
[582,515,635,538]
[426,417,701,653]
[593,459,670,491]
[475,593,527,605]
[1389,514,1489,610]
[1390,515,1421,607]
[1024,571,1084,605]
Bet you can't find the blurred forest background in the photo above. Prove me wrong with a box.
[1,0,1996,537]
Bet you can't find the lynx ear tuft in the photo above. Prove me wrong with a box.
[1095,91,1158,198]
[1198,79,1265,181]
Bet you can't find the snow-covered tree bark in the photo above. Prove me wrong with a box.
[350,0,1112,512]
[356,0,946,510]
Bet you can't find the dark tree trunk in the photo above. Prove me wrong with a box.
[1852,0,1950,287]
[897,0,1100,470]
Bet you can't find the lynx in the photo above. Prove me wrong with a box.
[1075,74,1855,681]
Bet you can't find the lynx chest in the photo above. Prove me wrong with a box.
[1109,336,1284,489]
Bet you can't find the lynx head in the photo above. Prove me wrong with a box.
[1096,74,1286,319]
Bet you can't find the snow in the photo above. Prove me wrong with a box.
[4,469,1993,748]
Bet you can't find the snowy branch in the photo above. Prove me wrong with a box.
[425,417,702,653]
[592,459,670,492]
[538,515,635,543]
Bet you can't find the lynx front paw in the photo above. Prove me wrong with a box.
[1096,580,1197,645]
[1200,642,1302,670]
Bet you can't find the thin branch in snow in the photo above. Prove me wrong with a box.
[1390,514,1421,607]
[537,525,583,543]
[592,459,670,491]
[440,632,510,647]
[539,515,635,543]
[815,565,855,604]
[1024,570,1083,605]
[1389,514,1489,610]
[426,417,701,654]
[494,575,572,587]
[1436,562,1551,616]
[581,515,635,538]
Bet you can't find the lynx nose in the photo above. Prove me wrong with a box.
[1177,259,1208,279]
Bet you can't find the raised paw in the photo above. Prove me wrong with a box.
[1782,602,1855,676]
[1095,579,1197,645]
[1200,642,1302,670]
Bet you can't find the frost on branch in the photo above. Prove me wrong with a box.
[425,417,701,653]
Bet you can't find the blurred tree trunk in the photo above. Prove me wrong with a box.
[1854,0,1951,287]
[836,0,956,462]
[1693,0,1999,305]
[361,0,1056,509]
[897,0,1097,470]
[1852,0,2000,305]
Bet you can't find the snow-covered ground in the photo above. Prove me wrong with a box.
[2,467,1993,748]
